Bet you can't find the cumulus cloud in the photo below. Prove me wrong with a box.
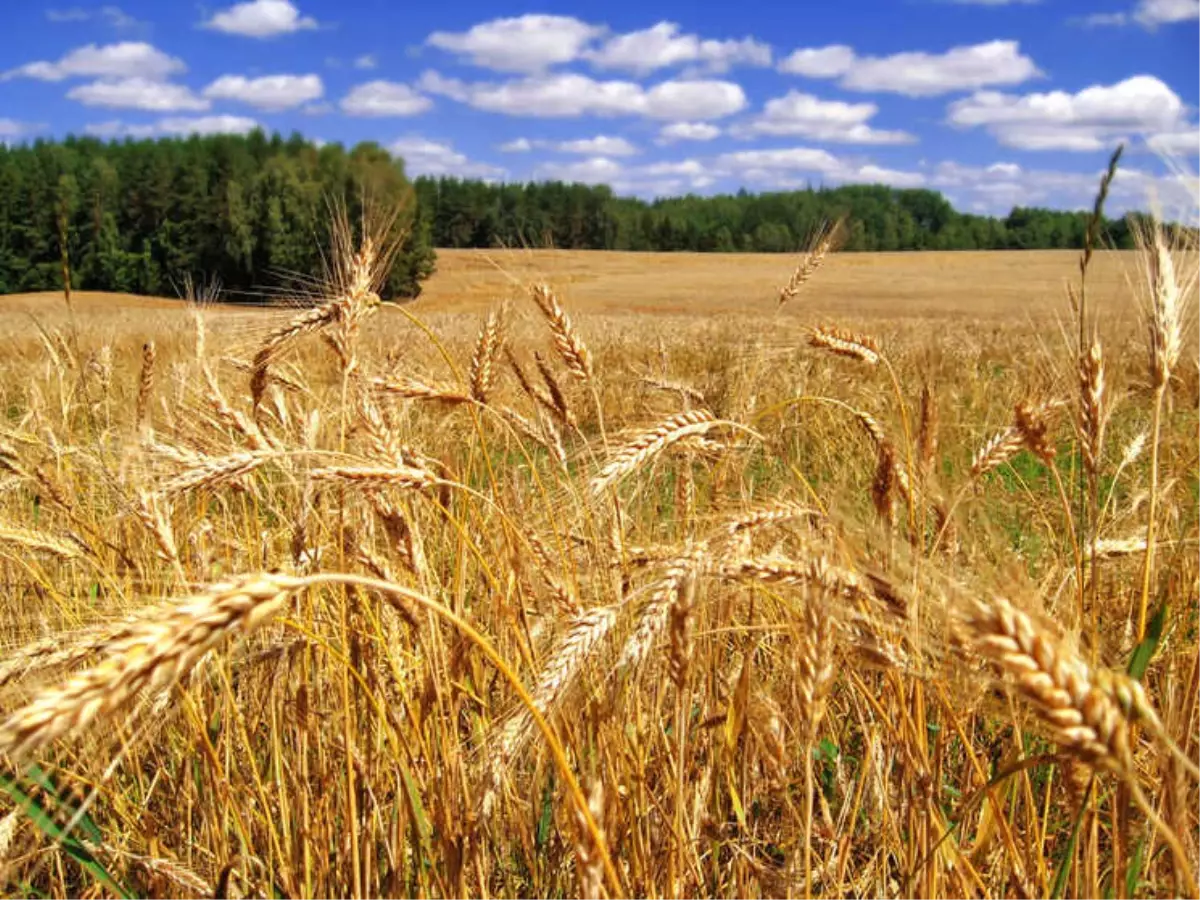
[736,91,916,144]
[778,40,1040,96]
[657,122,722,143]
[427,15,605,73]
[390,137,505,179]
[67,77,209,111]
[585,22,770,75]
[1147,129,1200,155]
[1133,0,1200,24]
[4,42,185,81]
[418,70,746,119]
[947,75,1193,150]
[203,74,324,110]
[85,115,260,138]
[530,155,715,195]
[557,135,639,155]
[353,54,377,70]
[777,45,856,78]
[202,0,318,38]
[341,81,433,116]
[0,119,40,142]
[496,135,640,154]
[928,159,1198,214]
[715,147,926,188]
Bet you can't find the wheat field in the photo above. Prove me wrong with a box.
[0,202,1196,900]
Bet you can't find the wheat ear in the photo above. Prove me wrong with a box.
[591,410,721,496]
[0,574,303,759]
[530,283,593,382]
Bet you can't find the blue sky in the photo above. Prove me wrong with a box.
[1,0,1197,214]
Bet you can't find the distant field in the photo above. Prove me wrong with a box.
[0,248,1143,327]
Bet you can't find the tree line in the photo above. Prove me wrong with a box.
[413,176,1155,254]
[0,131,1169,300]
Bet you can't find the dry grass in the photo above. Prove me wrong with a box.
[0,211,1196,900]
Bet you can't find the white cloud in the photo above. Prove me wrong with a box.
[1080,0,1198,26]
[1147,129,1199,155]
[85,115,260,138]
[67,77,209,111]
[779,40,1040,96]
[4,42,185,81]
[419,70,746,120]
[641,159,706,176]
[585,22,770,75]
[1134,0,1199,24]
[354,54,377,70]
[557,135,639,155]
[715,147,926,188]
[531,156,716,194]
[737,91,916,144]
[202,0,317,38]
[0,119,39,141]
[946,0,1040,4]
[160,115,260,135]
[657,122,721,143]
[499,138,533,152]
[778,45,855,78]
[928,159,1198,214]
[534,156,625,184]
[203,74,323,110]
[389,137,505,179]
[947,75,1192,150]
[427,15,605,73]
[341,81,433,116]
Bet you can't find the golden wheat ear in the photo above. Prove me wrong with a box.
[0,574,304,760]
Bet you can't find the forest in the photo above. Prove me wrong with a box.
[0,131,1160,298]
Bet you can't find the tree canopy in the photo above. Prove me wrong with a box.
[0,132,435,299]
